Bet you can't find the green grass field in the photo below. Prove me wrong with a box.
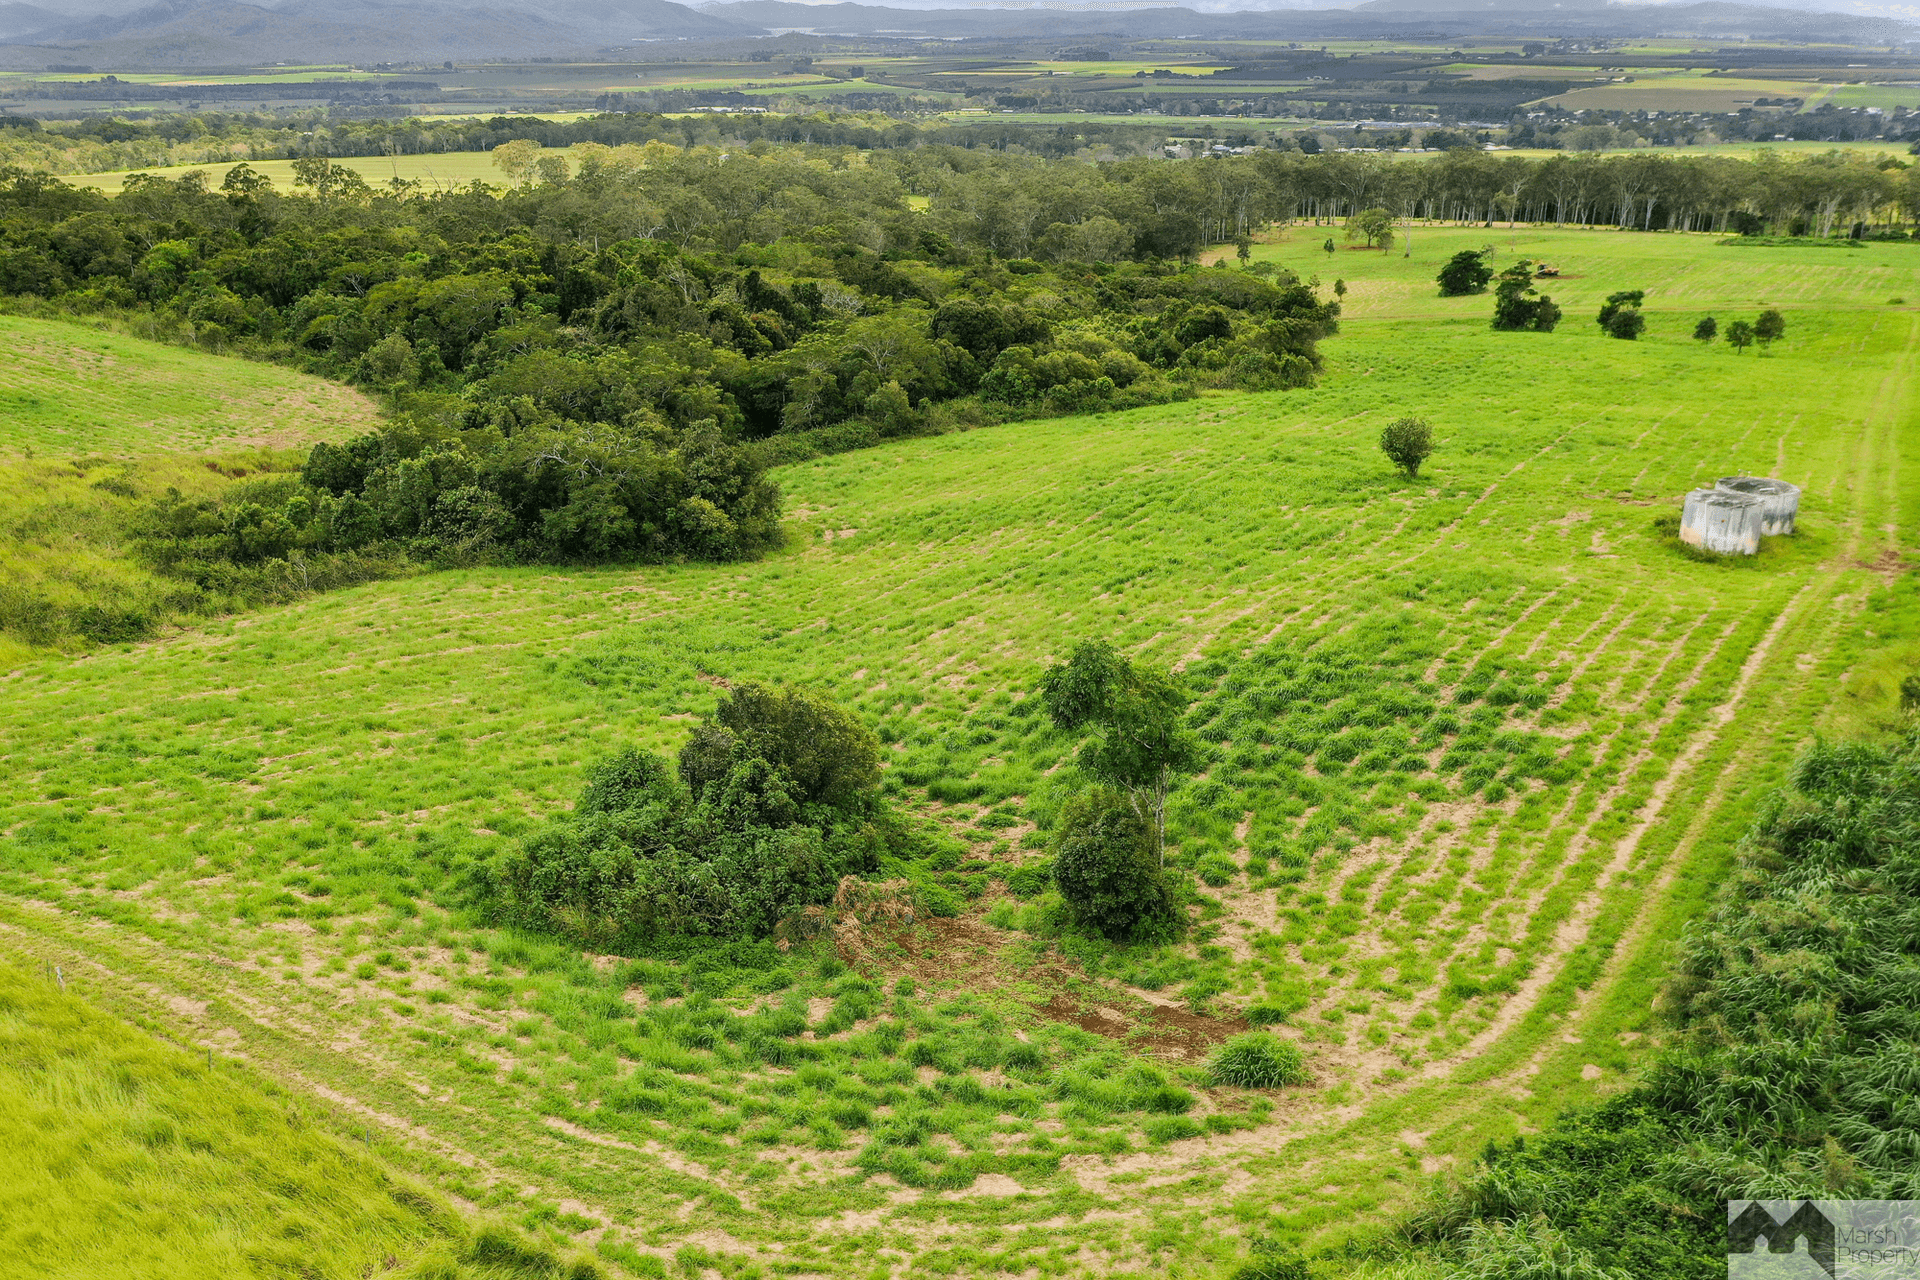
[63,152,540,194]
[0,956,608,1279]
[0,312,378,665]
[1,227,1914,1277]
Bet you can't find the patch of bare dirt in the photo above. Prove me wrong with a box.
[1034,992,1247,1061]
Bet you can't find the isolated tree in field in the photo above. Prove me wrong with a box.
[1050,787,1180,942]
[1323,237,1336,258]
[1379,416,1434,478]
[1345,207,1396,252]
[1040,640,1200,864]
[1436,249,1492,297]
[1693,316,1718,345]
[1604,307,1646,341]
[1755,308,1786,350]
[1333,278,1347,299]
[1490,261,1561,332]
[1596,290,1645,332]
[1727,319,1756,353]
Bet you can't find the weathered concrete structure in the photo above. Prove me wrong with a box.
[1680,487,1766,556]
[1715,475,1800,536]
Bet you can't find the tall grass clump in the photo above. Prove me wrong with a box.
[1207,1033,1309,1089]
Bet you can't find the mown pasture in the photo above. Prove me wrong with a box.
[0,227,1914,1278]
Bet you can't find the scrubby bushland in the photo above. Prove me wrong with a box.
[130,413,781,595]
[495,683,901,944]
[1050,787,1181,943]
[1404,729,1920,1279]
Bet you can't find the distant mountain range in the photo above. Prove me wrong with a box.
[704,0,1917,40]
[0,0,757,63]
[0,0,1912,72]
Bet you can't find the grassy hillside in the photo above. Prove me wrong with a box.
[0,227,1912,1277]
[0,313,379,663]
[0,954,599,1279]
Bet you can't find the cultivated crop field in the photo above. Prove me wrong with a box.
[1,229,1913,1277]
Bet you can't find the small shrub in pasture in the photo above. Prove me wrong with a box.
[1692,315,1717,344]
[1755,307,1786,349]
[1379,416,1434,479]
[1207,1033,1309,1089]
[1603,307,1645,341]
[1726,319,1756,352]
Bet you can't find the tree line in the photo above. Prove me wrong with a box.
[0,149,1339,605]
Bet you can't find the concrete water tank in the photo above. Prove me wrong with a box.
[1715,476,1800,536]
[1680,488,1765,556]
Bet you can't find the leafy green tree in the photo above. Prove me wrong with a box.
[1050,787,1180,943]
[1379,416,1434,478]
[1322,237,1336,257]
[500,684,890,944]
[1596,289,1645,331]
[863,380,917,437]
[1726,319,1756,353]
[1040,640,1200,862]
[1603,307,1645,340]
[1755,307,1786,349]
[1692,315,1717,344]
[1435,249,1492,296]
[1490,261,1561,332]
[1344,207,1395,251]
[1235,233,1253,263]
[1333,278,1346,298]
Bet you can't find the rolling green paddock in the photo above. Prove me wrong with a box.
[0,312,378,666]
[0,957,595,1280]
[0,227,1913,1277]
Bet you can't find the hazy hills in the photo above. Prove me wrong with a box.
[707,0,1915,41]
[0,0,1910,73]
[0,0,757,63]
